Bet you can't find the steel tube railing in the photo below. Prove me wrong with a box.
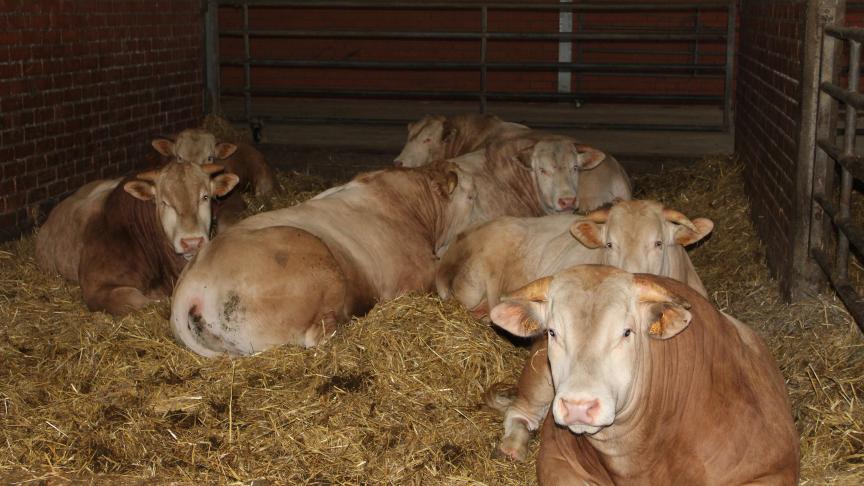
[219,30,728,41]
[213,1,730,11]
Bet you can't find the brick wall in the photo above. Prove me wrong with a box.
[216,1,730,99]
[734,0,807,288]
[0,0,204,241]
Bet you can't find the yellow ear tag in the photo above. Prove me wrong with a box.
[648,321,663,336]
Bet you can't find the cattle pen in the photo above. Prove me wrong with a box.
[1,0,864,485]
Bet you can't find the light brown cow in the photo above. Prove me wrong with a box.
[77,161,238,316]
[438,200,714,460]
[169,161,478,357]
[396,114,631,211]
[35,178,121,281]
[490,266,799,485]
[394,113,528,168]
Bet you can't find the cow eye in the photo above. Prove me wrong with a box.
[207,156,215,162]
[605,242,613,249]
[201,194,209,201]
[423,138,431,143]
[540,169,549,176]
[623,328,632,338]
[548,329,556,338]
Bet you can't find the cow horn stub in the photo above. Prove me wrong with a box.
[581,206,611,224]
[633,275,691,309]
[503,276,552,303]
[201,163,226,175]
[135,170,160,183]
[662,208,698,232]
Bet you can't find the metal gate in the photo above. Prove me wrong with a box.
[809,1,864,329]
[203,0,736,133]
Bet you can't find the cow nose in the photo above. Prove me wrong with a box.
[558,197,577,210]
[559,398,601,425]
[180,237,205,253]
[394,160,404,167]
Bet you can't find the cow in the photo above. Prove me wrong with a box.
[395,114,631,212]
[169,161,478,357]
[446,132,609,226]
[489,266,799,485]
[437,200,714,461]
[35,178,121,281]
[150,128,278,229]
[77,161,239,316]
[394,113,529,168]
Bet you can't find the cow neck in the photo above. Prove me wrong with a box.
[584,291,748,481]
[491,160,545,216]
[105,179,186,294]
[376,171,445,251]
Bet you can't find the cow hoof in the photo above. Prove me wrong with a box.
[492,443,527,462]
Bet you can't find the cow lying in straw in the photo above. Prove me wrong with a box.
[436,199,714,461]
[150,128,278,229]
[37,160,238,316]
[396,114,631,211]
[394,113,528,168]
[170,161,477,357]
[490,266,799,485]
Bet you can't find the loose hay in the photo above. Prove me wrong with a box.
[1,155,863,484]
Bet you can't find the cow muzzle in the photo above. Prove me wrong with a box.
[557,197,577,211]
[554,396,613,434]
[179,236,206,258]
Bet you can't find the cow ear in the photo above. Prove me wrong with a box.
[210,173,240,197]
[151,138,175,156]
[675,217,714,246]
[445,169,458,195]
[490,299,547,338]
[215,142,238,159]
[124,180,156,201]
[643,302,692,340]
[570,220,604,248]
[574,144,606,170]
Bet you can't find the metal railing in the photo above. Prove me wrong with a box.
[204,0,736,132]
[810,22,864,330]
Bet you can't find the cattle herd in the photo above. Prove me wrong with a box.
[34,113,800,483]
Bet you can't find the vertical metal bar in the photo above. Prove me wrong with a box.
[575,11,583,96]
[837,39,860,279]
[722,0,736,131]
[480,6,487,113]
[205,0,221,114]
[558,0,573,94]
[243,2,252,123]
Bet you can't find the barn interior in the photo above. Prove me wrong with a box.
[1,0,864,484]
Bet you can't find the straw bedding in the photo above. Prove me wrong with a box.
[1,151,863,484]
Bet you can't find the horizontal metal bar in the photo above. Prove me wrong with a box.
[814,192,864,252]
[821,82,864,111]
[225,114,725,132]
[212,1,731,12]
[811,248,864,332]
[221,58,725,73]
[220,87,724,103]
[816,138,864,181]
[220,29,728,41]
[825,25,864,44]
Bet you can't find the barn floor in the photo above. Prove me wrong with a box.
[1,155,863,484]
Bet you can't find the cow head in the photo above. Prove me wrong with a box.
[151,129,238,165]
[424,160,479,256]
[394,115,451,168]
[490,266,693,435]
[123,162,240,258]
[570,200,714,274]
[490,134,606,213]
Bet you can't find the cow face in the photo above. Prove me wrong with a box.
[490,266,692,436]
[151,129,238,165]
[123,162,240,258]
[570,200,714,274]
[394,115,450,168]
[497,136,606,213]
